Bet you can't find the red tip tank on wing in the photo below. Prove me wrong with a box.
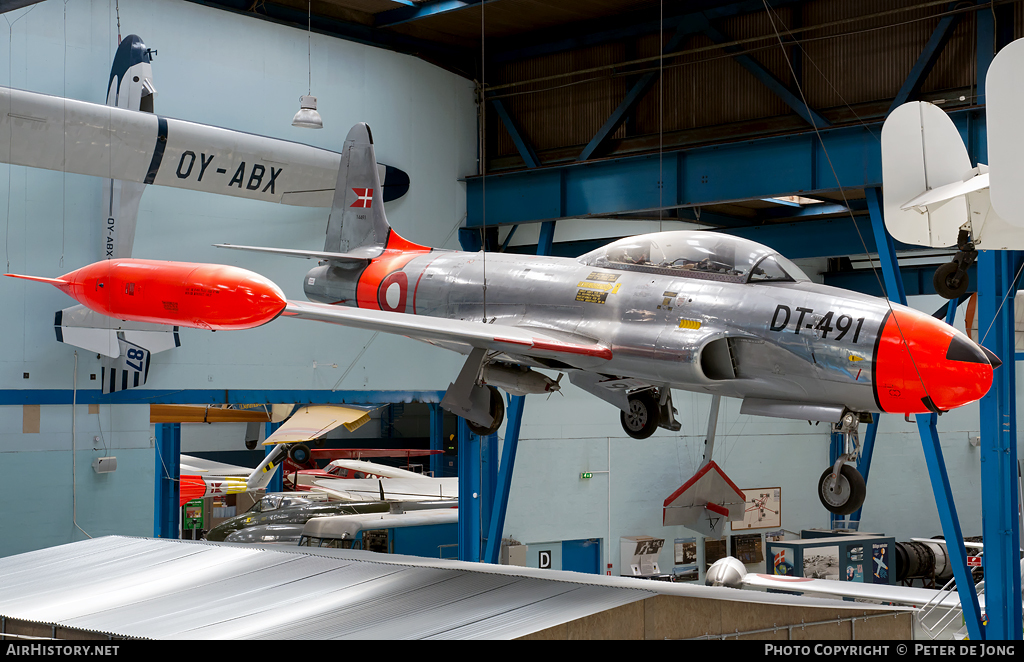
[7,259,286,330]
[873,306,998,414]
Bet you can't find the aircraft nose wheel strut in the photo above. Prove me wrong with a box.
[818,412,867,515]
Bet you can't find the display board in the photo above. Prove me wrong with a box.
[731,487,782,530]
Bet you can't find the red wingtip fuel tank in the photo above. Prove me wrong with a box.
[6,259,286,330]
[873,305,996,414]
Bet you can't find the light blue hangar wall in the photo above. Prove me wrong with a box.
[0,0,475,557]
[496,269,994,580]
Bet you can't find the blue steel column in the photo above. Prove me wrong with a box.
[917,415,985,641]
[869,185,984,638]
[153,422,180,539]
[457,418,481,562]
[976,249,1023,640]
[484,394,526,563]
[480,431,497,545]
[429,403,444,477]
[264,422,283,493]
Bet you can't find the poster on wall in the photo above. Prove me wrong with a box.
[704,538,727,571]
[730,533,764,564]
[804,546,841,580]
[772,547,795,575]
[673,537,699,582]
[872,543,890,583]
[731,487,782,531]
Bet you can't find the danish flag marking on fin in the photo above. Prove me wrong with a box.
[351,188,373,208]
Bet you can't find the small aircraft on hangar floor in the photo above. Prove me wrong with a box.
[5,119,1001,530]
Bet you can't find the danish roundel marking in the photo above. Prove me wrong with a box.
[378,271,408,313]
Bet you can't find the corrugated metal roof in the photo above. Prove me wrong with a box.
[0,536,905,640]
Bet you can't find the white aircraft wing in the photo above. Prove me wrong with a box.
[739,572,974,610]
[179,454,252,477]
[0,86,402,208]
[282,300,613,369]
[263,405,375,445]
[313,477,457,502]
[324,459,432,480]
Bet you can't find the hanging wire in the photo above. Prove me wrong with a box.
[115,0,121,44]
[307,0,312,96]
[480,0,487,322]
[760,0,934,404]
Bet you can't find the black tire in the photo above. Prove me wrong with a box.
[245,439,257,451]
[817,464,866,515]
[934,261,968,300]
[288,443,311,465]
[467,386,505,436]
[620,390,661,439]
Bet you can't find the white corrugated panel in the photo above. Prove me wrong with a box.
[0,536,899,640]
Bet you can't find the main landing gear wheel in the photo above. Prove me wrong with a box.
[620,390,661,439]
[933,262,969,300]
[288,443,311,465]
[817,464,866,516]
[467,385,505,436]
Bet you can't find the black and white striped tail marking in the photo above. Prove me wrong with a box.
[101,339,152,395]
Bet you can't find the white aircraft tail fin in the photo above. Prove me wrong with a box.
[881,101,974,248]
[986,38,1024,225]
[663,461,746,537]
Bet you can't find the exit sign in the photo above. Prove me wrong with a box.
[580,472,593,479]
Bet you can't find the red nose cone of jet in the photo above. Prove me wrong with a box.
[874,306,995,414]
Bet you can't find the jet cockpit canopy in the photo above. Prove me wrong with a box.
[580,231,809,284]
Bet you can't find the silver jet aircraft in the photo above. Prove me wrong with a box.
[9,123,1000,523]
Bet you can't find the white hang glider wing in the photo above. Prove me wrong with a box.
[313,476,457,502]
[662,461,747,538]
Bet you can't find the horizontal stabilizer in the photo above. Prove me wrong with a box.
[213,243,381,262]
[901,171,989,213]
[881,101,972,248]
[663,461,746,537]
[56,305,180,358]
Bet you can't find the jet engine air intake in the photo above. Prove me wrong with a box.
[700,338,737,380]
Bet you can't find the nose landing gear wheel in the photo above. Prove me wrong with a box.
[620,390,660,439]
[933,261,969,300]
[817,464,866,515]
[466,385,505,436]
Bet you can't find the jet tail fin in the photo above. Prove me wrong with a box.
[325,123,393,254]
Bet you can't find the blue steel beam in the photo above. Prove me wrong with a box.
[490,98,541,168]
[824,265,977,299]
[976,249,1024,640]
[696,15,830,129]
[483,394,526,564]
[917,415,985,641]
[466,108,986,228]
[429,403,444,477]
[154,422,180,539]
[376,0,482,28]
[457,418,480,562]
[0,389,446,406]
[866,187,907,305]
[264,422,283,493]
[888,3,962,115]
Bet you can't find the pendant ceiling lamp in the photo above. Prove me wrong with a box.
[292,1,322,129]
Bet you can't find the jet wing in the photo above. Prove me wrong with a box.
[282,300,613,368]
[0,86,406,207]
[313,477,457,502]
[262,405,375,445]
[739,573,972,610]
